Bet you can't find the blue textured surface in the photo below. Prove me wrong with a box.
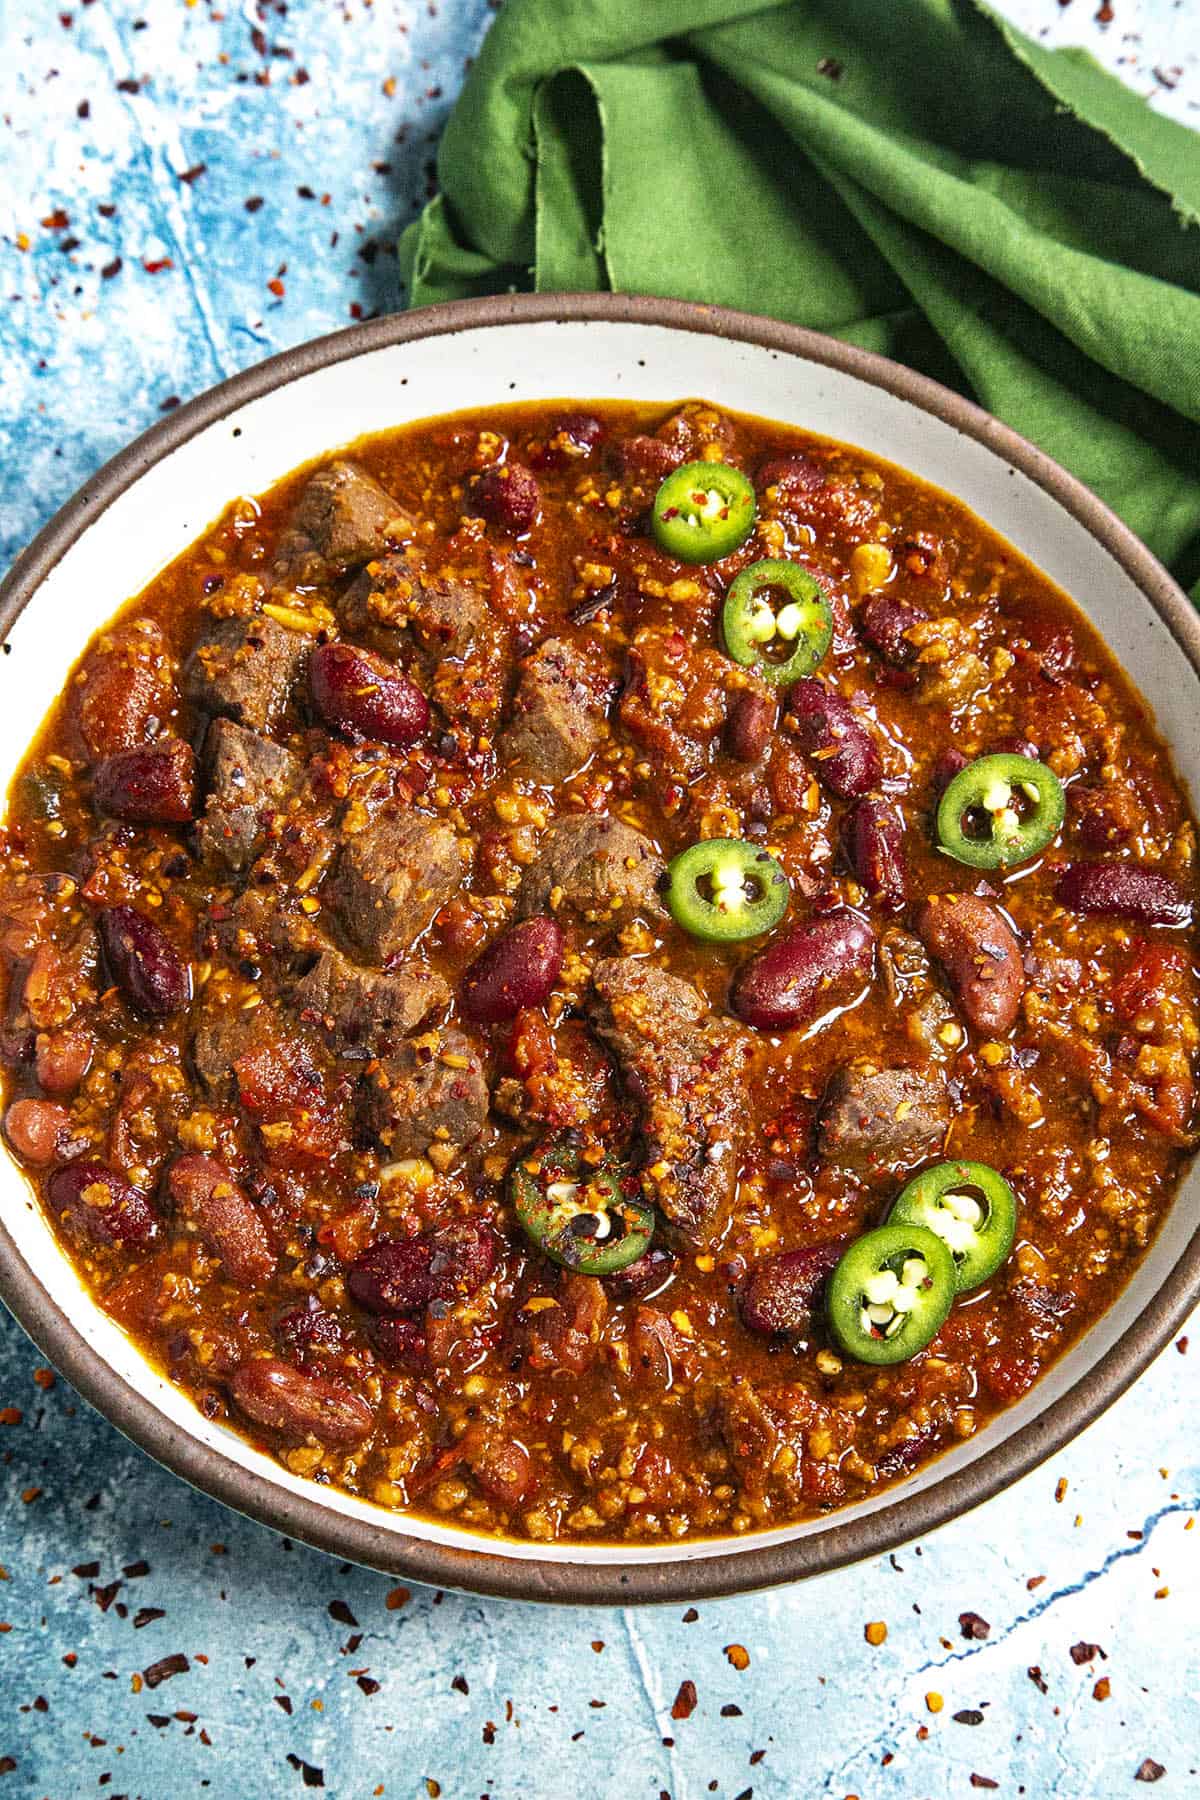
[1,3,1198,1795]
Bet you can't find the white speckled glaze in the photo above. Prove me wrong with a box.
[1,296,1197,1601]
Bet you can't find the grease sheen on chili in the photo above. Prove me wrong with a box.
[1,396,1197,1546]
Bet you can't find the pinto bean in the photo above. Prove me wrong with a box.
[92,738,197,824]
[168,1153,276,1287]
[740,1239,849,1338]
[786,678,881,798]
[47,1158,159,1247]
[858,594,925,666]
[730,911,875,1031]
[462,1429,535,1509]
[841,797,907,910]
[308,641,429,747]
[98,905,192,1017]
[4,1098,71,1167]
[230,1357,374,1446]
[465,461,541,534]
[1056,862,1191,927]
[347,1221,498,1316]
[461,917,564,1024]
[917,893,1024,1034]
[726,688,776,764]
[35,1029,93,1096]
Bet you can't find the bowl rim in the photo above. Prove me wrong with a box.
[2,289,1200,1605]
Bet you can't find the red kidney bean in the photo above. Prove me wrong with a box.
[461,917,564,1025]
[841,797,907,910]
[98,905,192,1017]
[274,1296,344,1361]
[726,688,777,764]
[787,679,881,798]
[1072,787,1137,852]
[858,594,925,666]
[92,738,197,824]
[756,454,826,497]
[730,910,875,1031]
[371,1316,428,1371]
[602,1245,676,1302]
[530,412,604,470]
[4,1098,71,1166]
[35,1029,93,1096]
[1056,862,1191,927]
[931,748,969,798]
[990,735,1040,761]
[465,461,541,534]
[230,1357,374,1446]
[917,893,1024,1034]
[740,1238,850,1337]
[47,1158,159,1247]
[168,1153,276,1287]
[309,641,429,747]
[347,1221,498,1316]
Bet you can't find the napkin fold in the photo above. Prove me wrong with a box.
[400,0,1200,595]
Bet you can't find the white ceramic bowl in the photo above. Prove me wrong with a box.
[2,294,1198,1603]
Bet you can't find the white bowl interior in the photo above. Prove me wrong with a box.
[2,317,1197,1567]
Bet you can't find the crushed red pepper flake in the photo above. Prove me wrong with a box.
[1093,1677,1112,1702]
[724,1643,750,1670]
[0,1407,23,1426]
[969,1778,999,1792]
[328,1599,358,1628]
[142,1653,189,1690]
[671,1679,698,1720]
[959,1611,990,1640]
[1069,1641,1105,1666]
[1028,1666,1049,1695]
[1136,1760,1166,1783]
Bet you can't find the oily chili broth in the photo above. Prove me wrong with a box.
[2,399,1196,1543]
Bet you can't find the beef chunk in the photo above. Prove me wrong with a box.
[498,637,614,783]
[360,1027,488,1158]
[516,815,666,924]
[817,1064,950,1173]
[195,720,301,872]
[590,957,747,1242]
[330,810,465,965]
[293,944,448,1055]
[184,614,307,729]
[339,554,486,665]
[273,460,409,584]
[191,1001,274,1102]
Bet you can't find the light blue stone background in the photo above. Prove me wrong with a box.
[0,2,1197,1794]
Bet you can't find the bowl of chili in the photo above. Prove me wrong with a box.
[0,292,1198,1605]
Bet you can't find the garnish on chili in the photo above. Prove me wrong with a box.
[512,1136,654,1277]
[937,752,1065,868]
[666,838,789,943]
[651,461,756,563]
[890,1161,1017,1293]
[827,1224,956,1365]
[721,559,832,687]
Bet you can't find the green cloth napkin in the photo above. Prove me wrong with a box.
[399,0,1200,598]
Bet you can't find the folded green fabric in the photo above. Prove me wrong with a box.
[399,0,1200,597]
